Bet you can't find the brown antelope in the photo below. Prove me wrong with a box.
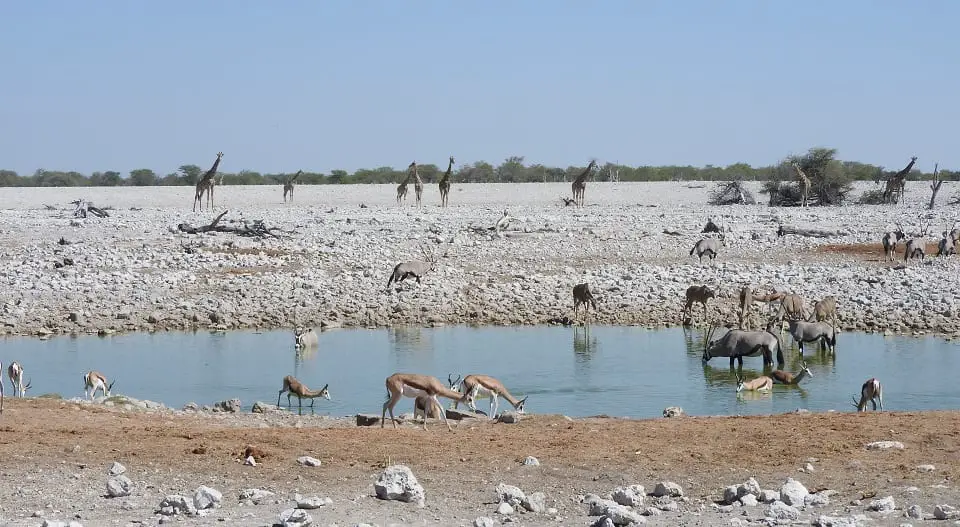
[382,373,470,431]
[852,377,883,412]
[277,375,330,413]
[83,371,115,400]
[881,224,905,262]
[809,296,838,325]
[735,373,773,392]
[776,293,808,322]
[770,361,813,385]
[458,374,527,419]
[682,285,715,322]
[739,286,786,328]
[7,361,30,398]
[573,283,598,323]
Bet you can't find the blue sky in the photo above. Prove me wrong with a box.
[0,1,956,176]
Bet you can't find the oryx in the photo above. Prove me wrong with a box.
[701,325,785,368]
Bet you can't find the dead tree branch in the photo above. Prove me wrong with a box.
[929,163,943,210]
[776,225,847,238]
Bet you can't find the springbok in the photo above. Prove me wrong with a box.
[381,373,470,431]
[852,378,883,412]
[702,325,785,368]
[770,361,814,385]
[413,393,443,422]
[83,371,115,400]
[458,374,527,419]
[735,373,773,392]
[7,361,31,398]
[277,375,330,413]
[294,327,318,349]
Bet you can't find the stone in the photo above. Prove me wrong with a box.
[238,488,274,505]
[778,477,809,506]
[591,518,615,527]
[251,401,273,413]
[212,398,241,413]
[765,501,800,521]
[193,485,222,510]
[611,485,645,507]
[758,489,779,503]
[905,504,922,519]
[106,475,133,498]
[158,494,196,516]
[652,481,683,497]
[813,515,861,527]
[473,517,496,527]
[496,483,526,507]
[662,406,684,418]
[867,495,895,513]
[297,456,322,467]
[522,456,540,466]
[915,464,935,472]
[496,411,521,423]
[602,504,645,525]
[278,508,313,527]
[865,440,905,450]
[107,461,126,476]
[805,492,831,507]
[496,502,514,515]
[374,465,425,507]
[739,494,758,507]
[356,414,381,426]
[521,491,546,513]
[934,504,959,520]
[296,495,331,509]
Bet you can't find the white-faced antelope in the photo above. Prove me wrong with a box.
[785,319,837,356]
[702,325,785,368]
[458,374,527,419]
[904,219,929,262]
[735,373,773,392]
[83,371,115,400]
[7,361,30,398]
[387,243,440,287]
[294,327,318,349]
[277,375,330,414]
[770,361,813,385]
[689,234,725,264]
[881,224,905,262]
[381,373,470,431]
[852,377,883,412]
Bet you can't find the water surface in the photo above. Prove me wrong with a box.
[3,325,956,419]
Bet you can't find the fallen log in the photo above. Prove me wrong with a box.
[177,210,284,238]
[776,225,847,238]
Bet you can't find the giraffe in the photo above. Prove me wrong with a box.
[284,170,302,203]
[413,163,424,207]
[791,161,811,207]
[571,160,597,207]
[396,163,413,205]
[438,156,455,207]
[883,156,917,205]
[193,152,223,212]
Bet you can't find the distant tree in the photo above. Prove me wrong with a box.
[129,168,157,186]
[177,164,203,186]
[761,147,851,206]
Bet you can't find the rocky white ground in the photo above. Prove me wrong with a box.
[1,180,959,339]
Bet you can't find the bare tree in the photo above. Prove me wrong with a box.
[929,163,943,209]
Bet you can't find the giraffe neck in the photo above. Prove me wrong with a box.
[440,160,453,183]
[898,160,916,178]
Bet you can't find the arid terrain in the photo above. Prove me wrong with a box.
[0,398,958,526]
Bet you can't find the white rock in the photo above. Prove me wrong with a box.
[915,464,935,472]
[765,501,800,521]
[758,489,779,503]
[193,485,222,510]
[244,455,257,466]
[158,494,196,516]
[805,492,831,507]
[652,481,683,497]
[106,475,133,498]
[473,517,496,527]
[905,504,922,519]
[812,515,861,527]
[495,483,526,507]
[296,495,331,509]
[602,504,645,525]
[778,477,809,506]
[279,507,313,527]
[238,488,274,505]
[107,461,126,476]
[522,456,540,466]
[867,495,896,513]
[611,485,645,507]
[739,494,758,507]
[496,502,514,515]
[522,491,547,513]
[865,440,905,450]
[297,456,322,467]
[374,465,425,507]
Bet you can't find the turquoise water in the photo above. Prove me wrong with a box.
[3,325,956,418]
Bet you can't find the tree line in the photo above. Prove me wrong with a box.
[0,153,954,187]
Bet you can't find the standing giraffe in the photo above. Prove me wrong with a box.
[284,170,302,203]
[413,163,424,207]
[791,161,811,207]
[571,160,597,207]
[193,152,223,212]
[883,156,917,205]
[396,163,413,205]
[438,156,455,207]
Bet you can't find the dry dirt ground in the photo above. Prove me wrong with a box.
[1,399,958,526]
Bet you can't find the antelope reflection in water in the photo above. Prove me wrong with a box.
[573,325,598,357]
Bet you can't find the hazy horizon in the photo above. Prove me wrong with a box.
[1,1,956,176]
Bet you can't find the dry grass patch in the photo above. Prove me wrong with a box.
[203,246,293,257]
